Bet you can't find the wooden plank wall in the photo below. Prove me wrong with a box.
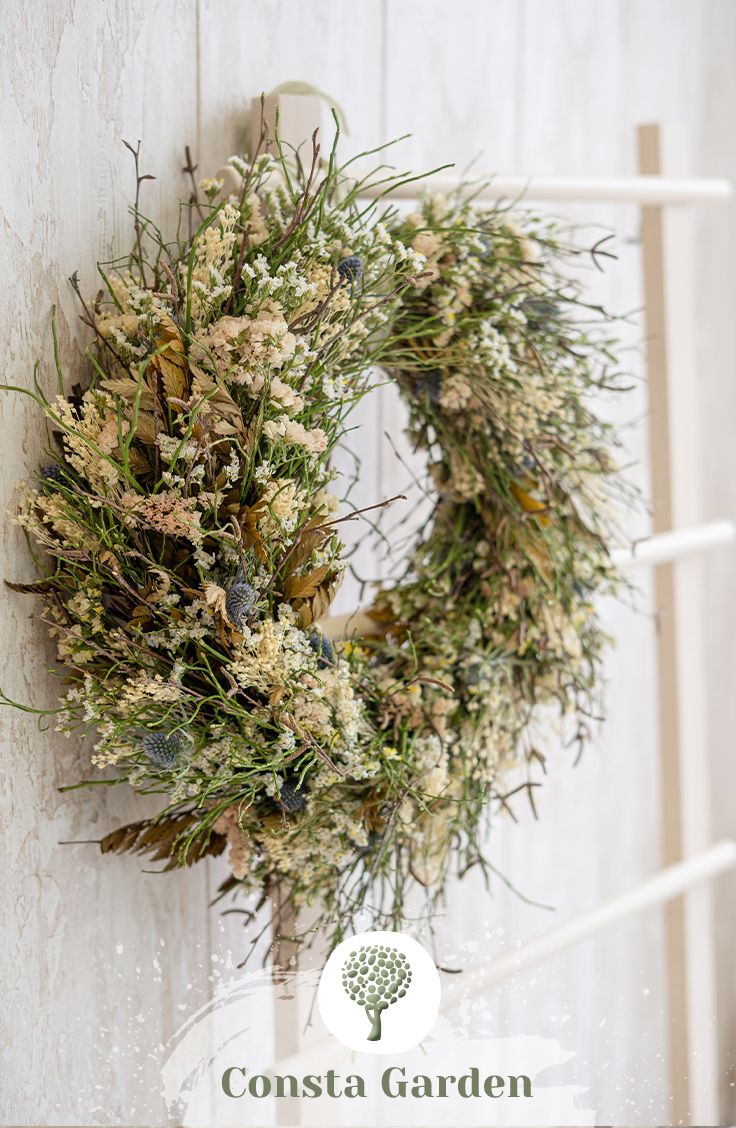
[1,2,733,1124]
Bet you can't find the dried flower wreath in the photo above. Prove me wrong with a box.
[3,123,630,955]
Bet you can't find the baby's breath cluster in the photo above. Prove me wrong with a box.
[4,131,630,954]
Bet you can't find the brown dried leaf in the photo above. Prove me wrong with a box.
[132,411,160,446]
[126,447,152,476]
[238,499,269,562]
[293,571,341,627]
[98,550,119,570]
[100,376,157,411]
[284,564,331,602]
[100,812,226,869]
[269,685,287,708]
[5,578,55,594]
[359,798,386,835]
[156,355,188,402]
[287,528,330,572]
[190,366,244,428]
[212,419,240,436]
[100,823,141,856]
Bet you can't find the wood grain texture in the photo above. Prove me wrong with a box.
[0,3,210,1125]
[1,1,734,1124]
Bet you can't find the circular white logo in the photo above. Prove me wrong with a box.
[317,930,441,1054]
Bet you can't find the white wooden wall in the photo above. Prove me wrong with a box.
[2,2,734,1124]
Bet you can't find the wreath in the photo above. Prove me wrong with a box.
[3,124,629,954]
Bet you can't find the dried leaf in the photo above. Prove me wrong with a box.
[203,583,228,617]
[284,564,331,601]
[5,578,55,595]
[132,411,160,446]
[100,376,157,411]
[143,569,172,603]
[156,355,188,402]
[100,823,141,855]
[286,526,330,572]
[359,797,386,835]
[516,528,553,584]
[100,811,226,869]
[126,447,152,476]
[155,313,186,356]
[293,571,341,627]
[510,481,551,526]
[237,499,269,562]
[212,419,240,436]
[269,685,287,708]
[190,366,245,430]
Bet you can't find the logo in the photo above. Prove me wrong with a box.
[317,930,441,1054]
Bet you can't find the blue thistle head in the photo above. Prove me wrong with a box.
[226,579,256,631]
[41,464,77,492]
[141,730,185,769]
[414,369,442,407]
[337,255,364,289]
[308,630,334,668]
[277,775,309,814]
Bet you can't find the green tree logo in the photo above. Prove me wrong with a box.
[341,943,413,1041]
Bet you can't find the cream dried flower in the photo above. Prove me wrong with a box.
[262,415,328,454]
[214,806,253,880]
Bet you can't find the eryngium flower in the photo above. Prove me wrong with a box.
[142,730,185,769]
[40,464,78,492]
[277,776,309,814]
[225,580,256,631]
[307,630,334,667]
[337,255,364,286]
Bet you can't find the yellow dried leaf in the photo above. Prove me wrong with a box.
[150,314,189,402]
[269,685,287,708]
[517,529,553,584]
[510,481,551,526]
[156,355,188,402]
[155,313,185,352]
